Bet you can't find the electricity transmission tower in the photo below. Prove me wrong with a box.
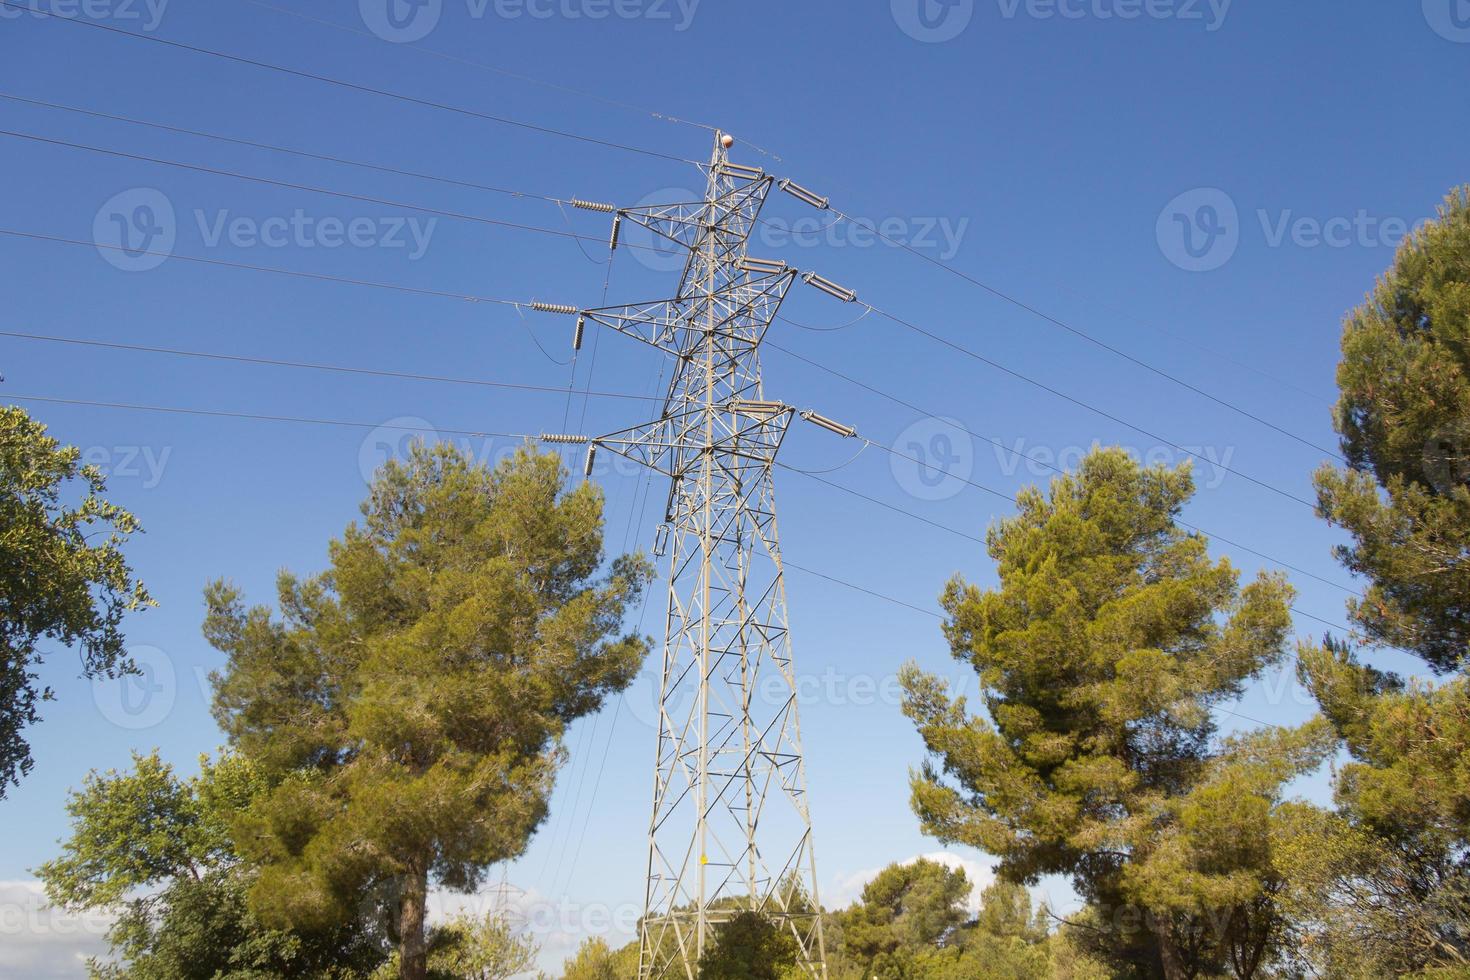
[538,133,854,979]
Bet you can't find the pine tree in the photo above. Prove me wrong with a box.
[1312,186,1470,669]
[207,443,651,980]
[1291,187,1470,974]
[901,448,1332,979]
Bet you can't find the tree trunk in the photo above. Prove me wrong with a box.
[1150,911,1189,980]
[399,860,429,980]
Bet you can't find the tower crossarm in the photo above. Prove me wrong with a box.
[581,268,798,357]
[619,175,775,257]
[592,403,795,480]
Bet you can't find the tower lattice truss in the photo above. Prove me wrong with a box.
[564,136,830,979]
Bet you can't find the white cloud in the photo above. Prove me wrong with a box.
[0,880,114,979]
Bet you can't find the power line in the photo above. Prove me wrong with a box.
[0,0,699,165]
[547,353,673,901]
[781,453,1352,636]
[858,300,1321,510]
[0,227,534,306]
[0,228,1357,599]
[4,326,1356,615]
[782,559,941,620]
[0,128,667,256]
[819,207,1345,461]
[244,0,1305,438]
[0,124,1318,515]
[764,338,1358,598]
[3,392,532,440]
[2,392,1328,735]
[242,0,1322,425]
[0,92,572,206]
[238,0,725,139]
[5,0,1332,460]
[776,462,984,544]
[0,124,1331,512]
[0,330,659,403]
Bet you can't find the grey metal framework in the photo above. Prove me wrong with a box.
[548,134,837,979]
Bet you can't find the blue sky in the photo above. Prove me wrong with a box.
[3,0,1468,974]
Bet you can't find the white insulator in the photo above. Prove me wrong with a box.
[800,410,858,439]
[573,315,585,351]
[729,399,787,416]
[541,433,590,444]
[570,198,616,213]
[779,178,829,210]
[583,445,597,477]
[719,162,764,181]
[739,257,787,275]
[609,214,622,252]
[531,301,578,315]
[653,523,670,557]
[802,272,857,304]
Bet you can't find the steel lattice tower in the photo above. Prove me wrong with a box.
[541,134,850,979]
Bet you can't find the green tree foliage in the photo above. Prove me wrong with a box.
[824,860,1061,980]
[1312,187,1470,670]
[1290,187,1470,976]
[834,858,972,975]
[207,443,652,980]
[696,910,800,980]
[1274,799,1469,977]
[901,449,1333,979]
[0,405,153,794]
[37,750,381,979]
[427,914,538,980]
[370,913,538,980]
[558,936,639,980]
